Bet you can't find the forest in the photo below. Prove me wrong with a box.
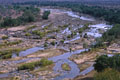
[0,5,40,28]
[16,1,120,44]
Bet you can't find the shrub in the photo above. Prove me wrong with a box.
[32,30,45,38]
[60,40,64,43]
[2,36,8,40]
[51,41,56,46]
[42,11,50,20]
[25,33,31,36]
[94,54,120,72]
[94,68,120,80]
[44,43,48,47]
[18,59,53,70]
[2,54,12,59]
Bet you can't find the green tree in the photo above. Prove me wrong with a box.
[42,11,50,20]
[94,54,120,72]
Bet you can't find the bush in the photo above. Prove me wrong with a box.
[0,48,23,59]
[2,54,12,59]
[94,54,120,72]
[32,30,45,38]
[51,41,56,46]
[2,36,8,40]
[42,11,50,20]
[44,43,48,47]
[60,40,64,43]
[18,59,53,70]
[94,68,120,80]
[25,33,31,36]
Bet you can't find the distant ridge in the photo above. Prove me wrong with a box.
[1,0,120,5]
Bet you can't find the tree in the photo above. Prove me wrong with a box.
[94,55,110,72]
[83,33,88,38]
[42,11,50,20]
[94,54,120,72]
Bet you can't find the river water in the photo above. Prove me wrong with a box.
[0,8,113,80]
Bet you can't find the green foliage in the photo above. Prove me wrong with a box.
[2,54,12,59]
[60,40,64,43]
[0,48,22,59]
[61,63,71,71]
[2,36,8,40]
[32,30,45,38]
[42,11,50,20]
[94,54,120,72]
[0,40,22,48]
[78,24,90,34]
[83,33,88,38]
[25,33,31,36]
[51,41,56,46]
[44,42,48,47]
[83,42,88,51]
[102,24,120,43]
[26,25,37,30]
[0,6,39,28]
[16,1,120,24]
[18,59,53,70]
[94,68,120,80]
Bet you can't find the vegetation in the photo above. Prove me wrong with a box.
[2,35,8,40]
[18,59,53,70]
[102,24,120,43]
[92,24,120,48]
[0,6,40,28]
[26,25,37,31]
[94,54,120,72]
[0,40,22,48]
[78,24,90,34]
[83,42,88,51]
[19,1,120,24]
[61,63,71,71]
[0,48,22,59]
[94,68,120,80]
[42,11,50,20]
[32,30,46,39]
[44,42,48,47]
[51,41,56,46]
[25,33,31,36]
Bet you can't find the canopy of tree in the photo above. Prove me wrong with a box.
[94,54,120,72]
[0,6,40,28]
[17,1,120,24]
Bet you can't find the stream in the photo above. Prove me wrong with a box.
[0,8,113,80]
[48,49,86,80]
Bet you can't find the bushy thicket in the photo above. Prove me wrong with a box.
[42,11,50,20]
[94,68,120,80]
[0,6,40,28]
[18,1,120,24]
[94,54,120,72]
[18,59,53,70]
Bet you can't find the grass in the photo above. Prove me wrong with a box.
[79,63,91,72]
[94,68,120,80]
[32,30,46,38]
[0,40,22,48]
[2,36,8,40]
[0,48,24,59]
[25,33,32,36]
[0,77,21,80]
[18,59,53,71]
[61,63,71,71]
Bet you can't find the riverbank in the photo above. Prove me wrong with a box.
[0,7,113,80]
